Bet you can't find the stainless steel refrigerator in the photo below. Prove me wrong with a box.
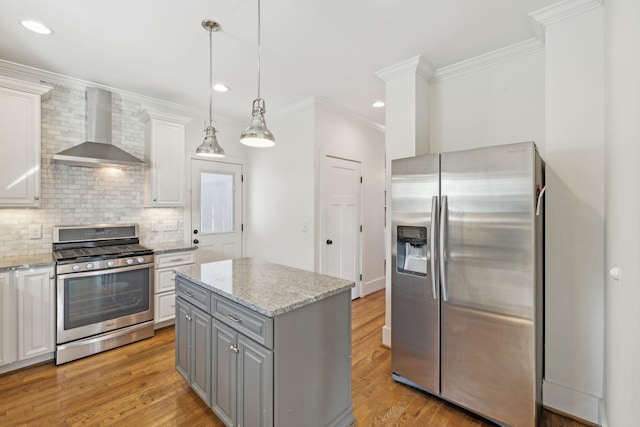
[391,142,544,427]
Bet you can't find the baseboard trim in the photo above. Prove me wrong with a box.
[599,399,608,427]
[382,324,391,348]
[543,380,600,425]
[0,352,54,375]
[362,276,385,296]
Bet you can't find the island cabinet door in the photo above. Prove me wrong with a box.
[212,319,236,426]
[190,306,212,405]
[237,334,273,427]
[175,298,191,381]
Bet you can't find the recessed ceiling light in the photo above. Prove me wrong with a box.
[21,20,53,35]
[372,101,385,108]
[213,83,229,93]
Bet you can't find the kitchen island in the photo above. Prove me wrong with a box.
[173,258,355,427]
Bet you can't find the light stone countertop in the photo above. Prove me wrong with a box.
[0,253,54,272]
[173,257,354,317]
[147,242,197,255]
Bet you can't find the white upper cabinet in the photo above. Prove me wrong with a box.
[139,110,192,207]
[0,77,52,208]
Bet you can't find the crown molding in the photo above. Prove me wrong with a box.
[530,0,604,28]
[375,55,434,83]
[269,96,385,132]
[432,38,544,82]
[0,74,52,95]
[269,96,316,119]
[138,109,192,125]
[0,58,208,120]
[314,98,386,132]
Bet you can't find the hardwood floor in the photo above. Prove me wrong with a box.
[0,290,590,427]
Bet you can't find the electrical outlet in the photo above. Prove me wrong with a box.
[163,221,178,231]
[302,222,309,232]
[29,225,42,239]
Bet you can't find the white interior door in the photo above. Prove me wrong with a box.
[191,159,242,264]
[321,156,362,299]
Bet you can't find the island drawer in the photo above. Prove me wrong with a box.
[211,294,273,349]
[175,276,210,312]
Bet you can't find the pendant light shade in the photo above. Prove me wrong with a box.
[240,98,275,147]
[240,0,275,148]
[196,19,225,158]
[196,125,225,157]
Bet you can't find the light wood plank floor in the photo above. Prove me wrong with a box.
[1,290,590,426]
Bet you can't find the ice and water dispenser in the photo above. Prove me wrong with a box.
[396,225,428,276]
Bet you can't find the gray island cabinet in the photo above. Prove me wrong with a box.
[173,258,355,427]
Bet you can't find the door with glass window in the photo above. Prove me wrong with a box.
[191,159,243,264]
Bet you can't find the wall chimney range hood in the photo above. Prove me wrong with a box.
[53,87,145,168]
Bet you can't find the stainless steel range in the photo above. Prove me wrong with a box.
[53,224,154,365]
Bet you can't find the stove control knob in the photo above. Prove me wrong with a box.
[107,261,115,268]
[137,257,145,264]
[72,264,81,272]
[86,263,95,270]
[126,258,134,265]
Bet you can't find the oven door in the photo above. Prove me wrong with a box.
[56,263,154,344]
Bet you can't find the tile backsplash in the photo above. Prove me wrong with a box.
[0,82,185,257]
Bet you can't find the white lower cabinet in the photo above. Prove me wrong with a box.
[0,266,55,371]
[0,271,16,366]
[16,267,56,360]
[154,250,195,327]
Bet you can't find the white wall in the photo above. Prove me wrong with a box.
[430,50,545,155]
[315,103,386,295]
[244,98,387,288]
[542,8,604,423]
[244,101,316,271]
[604,0,640,425]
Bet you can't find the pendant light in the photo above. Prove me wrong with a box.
[196,20,225,158]
[240,0,275,147]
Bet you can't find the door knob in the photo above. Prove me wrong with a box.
[326,239,333,245]
[193,239,199,244]
[193,229,198,234]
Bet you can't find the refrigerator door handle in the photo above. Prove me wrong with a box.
[430,195,439,300]
[439,195,449,301]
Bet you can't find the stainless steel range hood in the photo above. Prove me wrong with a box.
[53,87,145,168]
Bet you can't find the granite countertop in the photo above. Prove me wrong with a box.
[147,242,197,255]
[0,253,54,272]
[173,257,354,317]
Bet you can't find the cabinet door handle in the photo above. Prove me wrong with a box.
[170,258,183,262]
[226,314,242,323]
[183,291,193,297]
[230,345,239,354]
[185,314,192,321]
[34,196,40,201]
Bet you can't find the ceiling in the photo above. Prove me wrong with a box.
[0,0,559,127]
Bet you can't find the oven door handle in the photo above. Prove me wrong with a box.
[56,262,152,279]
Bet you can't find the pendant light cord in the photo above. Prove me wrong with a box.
[209,26,213,126]
[257,0,261,100]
